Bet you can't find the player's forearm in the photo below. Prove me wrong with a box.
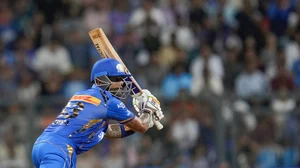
[105,113,151,139]
[105,124,135,139]
[105,124,122,139]
[139,112,152,130]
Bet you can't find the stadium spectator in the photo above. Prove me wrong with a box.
[235,56,268,102]
[32,35,72,81]
[162,62,191,101]
[190,43,224,96]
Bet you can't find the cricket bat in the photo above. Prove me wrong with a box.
[89,28,163,130]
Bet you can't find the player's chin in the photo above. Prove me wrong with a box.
[111,81,123,86]
[112,88,130,99]
[110,84,122,91]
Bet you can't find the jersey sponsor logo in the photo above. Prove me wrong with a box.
[70,95,101,106]
[117,102,125,109]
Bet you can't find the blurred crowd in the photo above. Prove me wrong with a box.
[1,0,300,167]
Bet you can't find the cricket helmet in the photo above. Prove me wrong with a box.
[90,58,133,99]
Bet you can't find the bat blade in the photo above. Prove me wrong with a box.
[89,28,141,94]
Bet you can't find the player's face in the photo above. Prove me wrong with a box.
[95,75,132,99]
[109,76,124,89]
[110,81,123,89]
[108,76,131,98]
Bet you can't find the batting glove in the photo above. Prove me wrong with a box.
[132,89,164,121]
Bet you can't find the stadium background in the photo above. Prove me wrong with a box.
[1,0,300,167]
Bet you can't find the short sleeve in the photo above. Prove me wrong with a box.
[106,98,135,124]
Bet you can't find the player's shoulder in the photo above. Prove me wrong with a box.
[107,96,127,111]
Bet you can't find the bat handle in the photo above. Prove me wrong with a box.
[154,120,163,130]
[153,108,163,130]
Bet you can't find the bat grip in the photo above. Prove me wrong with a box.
[153,109,164,130]
[154,120,163,130]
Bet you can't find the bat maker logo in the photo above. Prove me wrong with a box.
[92,34,100,39]
[94,43,106,58]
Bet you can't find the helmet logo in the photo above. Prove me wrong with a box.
[116,64,125,73]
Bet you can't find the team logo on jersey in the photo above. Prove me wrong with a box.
[70,95,101,106]
[116,63,125,73]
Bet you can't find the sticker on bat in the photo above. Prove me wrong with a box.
[95,43,106,58]
[92,34,100,39]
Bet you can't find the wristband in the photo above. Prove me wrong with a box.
[120,124,135,138]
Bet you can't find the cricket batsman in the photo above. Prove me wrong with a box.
[32,58,164,167]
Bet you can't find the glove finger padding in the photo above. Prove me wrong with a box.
[142,90,161,109]
[132,90,161,113]
[146,96,161,111]
[132,96,145,116]
[133,96,160,115]
[132,89,164,128]
[153,110,164,121]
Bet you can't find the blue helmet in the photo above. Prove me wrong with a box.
[91,58,133,99]
[90,58,131,82]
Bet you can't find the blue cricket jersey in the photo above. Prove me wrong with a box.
[36,85,135,155]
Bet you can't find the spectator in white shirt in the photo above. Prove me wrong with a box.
[129,0,166,38]
[190,44,224,96]
[32,36,72,81]
[235,59,268,100]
